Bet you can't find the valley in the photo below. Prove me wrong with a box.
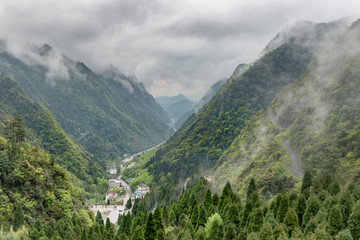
[0,7,360,240]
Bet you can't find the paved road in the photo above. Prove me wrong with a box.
[122,141,165,162]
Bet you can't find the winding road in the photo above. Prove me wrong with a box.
[268,109,304,177]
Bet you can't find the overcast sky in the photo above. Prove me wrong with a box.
[0,0,359,100]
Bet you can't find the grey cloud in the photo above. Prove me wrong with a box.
[0,0,360,98]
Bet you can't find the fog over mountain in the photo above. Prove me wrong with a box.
[1,0,359,99]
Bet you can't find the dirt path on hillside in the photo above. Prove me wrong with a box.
[268,109,303,178]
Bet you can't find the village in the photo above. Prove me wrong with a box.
[89,155,151,224]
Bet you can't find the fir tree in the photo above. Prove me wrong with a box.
[301,170,312,193]
[247,178,257,200]
[191,204,199,228]
[335,229,354,240]
[348,200,360,240]
[339,190,353,225]
[327,205,344,236]
[194,226,206,240]
[126,199,132,209]
[283,208,298,236]
[277,194,289,223]
[132,226,145,240]
[144,213,157,240]
[13,204,24,231]
[96,211,103,224]
[302,196,320,228]
[249,208,264,233]
[204,190,213,209]
[224,223,237,240]
[197,206,207,228]
[204,213,224,240]
[259,222,273,240]
[295,194,306,226]
[154,208,166,239]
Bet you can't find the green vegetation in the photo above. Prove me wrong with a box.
[0,75,107,199]
[0,115,89,231]
[146,42,313,193]
[0,49,172,162]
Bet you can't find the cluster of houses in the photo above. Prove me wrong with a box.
[106,164,118,175]
[134,183,150,199]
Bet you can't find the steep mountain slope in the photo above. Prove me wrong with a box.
[0,45,172,161]
[0,75,105,186]
[147,42,314,184]
[212,19,360,196]
[262,18,350,55]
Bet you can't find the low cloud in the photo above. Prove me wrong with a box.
[0,0,360,98]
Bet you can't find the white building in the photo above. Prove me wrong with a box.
[109,179,122,188]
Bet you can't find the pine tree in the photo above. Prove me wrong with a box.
[295,194,306,227]
[162,206,169,225]
[348,200,360,240]
[301,170,312,193]
[154,208,166,239]
[247,232,260,240]
[249,208,264,233]
[191,204,199,228]
[283,208,298,236]
[335,229,353,240]
[194,226,206,240]
[204,190,213,209]
[204,213,224,240]
[327,205,344,236]
[144,213,157,240]
[126,199,132,209]
[247,178,257,200]
[96,211,103,224]
[212,194,219,207]
[277,194,289,223]
[197,205,207,228]
[339,190,353,225]
[302,196,320,228]
[13,204,24,231]
[259,222,273,240]
[106,218,114,235]
[224,223,237,240]
[132,226,145,240]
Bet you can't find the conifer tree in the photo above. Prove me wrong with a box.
[295,194,306,226]
[249,208,264,233]
[259,222,273,240]
[154,208,166,239]
[204,190,213,209]
[335,229,354,240]
[194,226,206,240]
[247,178,257,200]
[96,211,103,224]
[144,213,157,240]
[327,205,344,236]
[126,199,132,209]
[226,203,241,226]
[13,204,24,231]
[283,208,298,236]
[277,194,289,223]
[348,200,360,240]
[106,218,113,235]
[197,206,207,228]
[302,196,320,228]
[204,213,224,240]
[191,204,199,228]
[339,190,353,225]
[224,223,237,240]
[247,232,260,240]
[162,206,169,225]
[301,170,312,193]
[212,194,219,207]
[132,225,145,240]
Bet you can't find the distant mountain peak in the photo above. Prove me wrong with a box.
[37,43,53,56]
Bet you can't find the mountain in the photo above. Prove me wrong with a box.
[262,18,350,55]
[0,44,173,161]
[211,19,360,195]
[0,75,94,228]
[145,19,353,197]
[147,42,314,186]
[156,94,195,121]
[0,75,105,186]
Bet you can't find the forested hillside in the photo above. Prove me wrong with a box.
[147,42,313,186]
[0,45,172,161]
[0,75,106,192]
[210,19,360,196]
